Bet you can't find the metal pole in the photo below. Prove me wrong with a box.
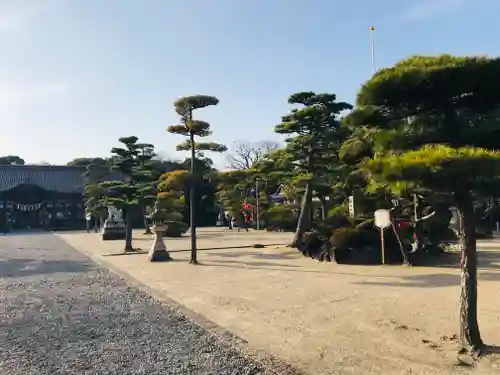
[380,228,385,265]
[188,111,198,264]
[255,178,260,230]
[414,194,418,222]
[370,26,375,75]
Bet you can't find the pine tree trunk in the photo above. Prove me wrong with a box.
[319,196,327,221]
[455,190,483,353]
[124,209,134,252]
[291,181,313,248]
[391,222,409,265]
[99,212,105,231]
[189,131,198,264]
[141,204,151,234]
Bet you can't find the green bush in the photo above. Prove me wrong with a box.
[327,203,349,219]
[355,218,375,230]
[330,228,357,250]
[331,226,390,250]
[326,214,353,228]
[264,205,297,231]
[163,221,189,237]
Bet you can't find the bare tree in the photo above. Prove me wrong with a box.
[226,140,280,170]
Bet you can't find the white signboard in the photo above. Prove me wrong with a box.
[374,209,391,229]
[348,196,355,217]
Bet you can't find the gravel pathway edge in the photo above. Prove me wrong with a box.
[63,238,303,375]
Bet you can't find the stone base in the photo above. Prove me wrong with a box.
[148,249,171,261]
[148,225,171,262]
[101,219,126,241]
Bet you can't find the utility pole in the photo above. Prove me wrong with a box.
[255,177,260,230]
[370,26,376,75]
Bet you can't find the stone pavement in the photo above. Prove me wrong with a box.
[57,228,500,375]
[0,233,298,375]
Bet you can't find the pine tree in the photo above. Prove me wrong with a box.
[167,95,226,264]
[103,136,156,252]
[274,92,352,247]
[350,55,500,353]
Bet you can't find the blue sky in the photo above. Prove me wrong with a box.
[0,0,498,167]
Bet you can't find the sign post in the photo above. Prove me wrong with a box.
[374,209,391,265]
[348,195,355,217]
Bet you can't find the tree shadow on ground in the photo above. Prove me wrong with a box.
[206,259,302,268]
[357,271,500,288]
[482,345,500,358]
[197,260,336,274]
[207,250,299,260]
[0,258,92,278]
[415,250,500,271]
[166,244,290,253]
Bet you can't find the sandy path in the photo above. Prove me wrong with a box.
[57,229,500,374]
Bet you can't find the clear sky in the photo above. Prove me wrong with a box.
[0,0,498,166]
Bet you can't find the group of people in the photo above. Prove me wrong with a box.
[223,210,251,232]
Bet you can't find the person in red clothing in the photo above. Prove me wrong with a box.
[396,219,415,252]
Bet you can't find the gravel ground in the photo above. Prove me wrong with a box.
[0,233,286,375]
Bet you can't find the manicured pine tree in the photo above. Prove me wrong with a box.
[102,136,156,252]
[274,92,352,247]
[167,95,226,264]
[350,55,500,354]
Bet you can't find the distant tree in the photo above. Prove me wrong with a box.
[226,140,280,170]
[0,155,25,165]
[67,157,107,167]
[83,158,112,229]
[275,91,352,247]
[150,158,184,175]
[134,143,158,234]
[167,95,225,264]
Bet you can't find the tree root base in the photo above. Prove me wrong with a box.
[457,343,484,359]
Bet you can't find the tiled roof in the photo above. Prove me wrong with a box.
[0,165,123,193]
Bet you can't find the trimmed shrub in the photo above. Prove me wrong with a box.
[327,203,349,219]
[330,228,357,250]
[298,231,332,262]
[264,205,297,231]
[355,218,375,230]
[325,214,352,229]
[163,221,189,237]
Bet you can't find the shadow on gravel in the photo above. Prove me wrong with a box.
[0,258,92,278]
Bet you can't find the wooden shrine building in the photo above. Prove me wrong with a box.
[0,165,119,232]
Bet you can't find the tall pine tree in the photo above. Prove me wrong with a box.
[274,92,352,247]
[167,95,226,264]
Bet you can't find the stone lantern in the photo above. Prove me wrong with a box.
[146,203,171,262]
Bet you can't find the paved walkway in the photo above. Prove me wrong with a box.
[0,233,294,375]
[58,228,500,375]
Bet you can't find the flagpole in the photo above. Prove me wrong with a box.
[370,26,375,75]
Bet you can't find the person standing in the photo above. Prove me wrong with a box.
[85,211,92,233]
[225,210,232,229]
[237,211,249,232]
[243,212,250,232]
